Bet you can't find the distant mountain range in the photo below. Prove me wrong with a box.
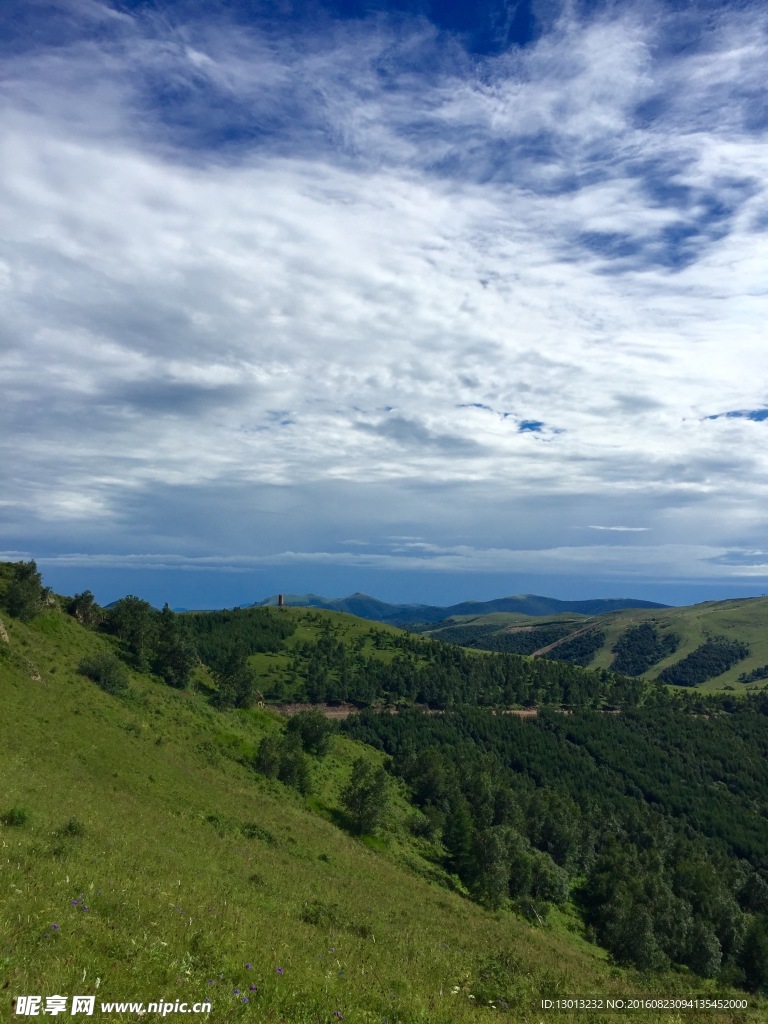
[252,591,668,624]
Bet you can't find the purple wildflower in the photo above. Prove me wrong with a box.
[70,900,78,906]
[207,980,214,986]
[51,924,59,930]
[242,997,249,1004]
[245,962,252,969]
[249,985,256,991]
[276,967,284,975]
[233,988,240,996]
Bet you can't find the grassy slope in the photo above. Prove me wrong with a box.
[425,599,768,692]
[1,605,765,1023]
[587,600,768,690]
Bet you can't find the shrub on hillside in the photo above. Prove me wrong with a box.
[1,806,30,826]
[78,650,130,695]
[58,816,86,838]
[286,708,335,756]
[211,650,260,709]
[739,664,768,684]
[254,734,312,794]
[67,590,104,628]
[105,595,157,671]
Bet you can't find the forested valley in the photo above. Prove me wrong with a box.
[343,703,768,989]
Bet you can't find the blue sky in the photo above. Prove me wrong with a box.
[2,0,768,609]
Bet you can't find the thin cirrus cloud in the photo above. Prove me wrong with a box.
[1,0,768,605]
[588,526,652,533]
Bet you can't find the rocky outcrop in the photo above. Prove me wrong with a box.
[0,615,8,643]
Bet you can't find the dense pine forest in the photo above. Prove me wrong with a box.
[610,622,681,675]
[342,703,768,989]
[659,637,751,687]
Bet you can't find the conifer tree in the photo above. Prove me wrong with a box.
[342,758,390,836]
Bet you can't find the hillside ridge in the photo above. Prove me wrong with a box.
[253,591,668,622]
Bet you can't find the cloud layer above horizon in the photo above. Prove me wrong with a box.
[2,0,768,603]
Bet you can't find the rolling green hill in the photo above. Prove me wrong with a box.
[422,598,768,693]
[2,562,768,1021]
[253,592,666,624]
[2,601,746,1023]
[3,606,559,1023]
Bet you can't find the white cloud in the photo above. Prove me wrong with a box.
[588,526,651,533]
[2,1,768,592]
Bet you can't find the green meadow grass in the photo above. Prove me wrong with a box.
[1,606,765,1023]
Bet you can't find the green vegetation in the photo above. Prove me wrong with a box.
[246,614,644,709]
[286,708,335,756]
[343,699,768,988]
[480,624,572,655]
[425,622,509,647]
[254,731,313,794]
[184,605,296,669]
[67,589,104,628]
[420,597,768,693]
[2,558,45,622]
[659,637,750,687]
[611,623,681,676]
[341,757,391,836]
[429,620,572,655]
[1,805,30,827]
[154,603,198,688]
[210,647,261,710]
[3,586,716,1024]
[2,561,768,1021]
[739,664,768,684]
[543,629,606,666]
[430,620,605,664]
[78,649,130,695]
